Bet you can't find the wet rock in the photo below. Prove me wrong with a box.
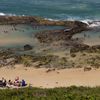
[70,44,90,53]
[36,17,88,28]
[0,16,88,27]
[91,45,100,50]
[0,16,38,24]
[35,21,88,43]
[24,44,33,51]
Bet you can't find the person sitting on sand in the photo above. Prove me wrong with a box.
[2,77,5,83]
[21,79,26,87]
[8,80,13,85]
[2,77,7,87]
[6,80,13,88]
[15,76,19,83]
[3,79,6,87]
[14,76,20,87]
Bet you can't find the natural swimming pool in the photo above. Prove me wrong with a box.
[73,28,100,46]
[0,24,65,48]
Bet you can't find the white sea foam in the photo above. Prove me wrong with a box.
[81,19,100,28]
[44,18,59,21]
[0,13,6,16]
[45,17,100,29]
[88,21,100,28]
[81,19,92,25]
[0,12,25,16]
[0,12,17,16]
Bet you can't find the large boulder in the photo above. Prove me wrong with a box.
[24,44,33,51]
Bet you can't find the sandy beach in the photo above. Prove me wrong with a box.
[0,64,100,88]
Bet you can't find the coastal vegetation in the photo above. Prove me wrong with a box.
[0,86,100,100]
[0,48,100,70]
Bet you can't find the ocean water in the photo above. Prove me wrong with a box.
[0,0,100,21]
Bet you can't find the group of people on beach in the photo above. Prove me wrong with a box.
[0,77,27,88]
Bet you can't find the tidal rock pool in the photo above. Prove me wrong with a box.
[0,24,65,48]
[73,28,100,46]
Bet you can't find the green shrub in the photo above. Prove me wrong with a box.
[0,86,100,100]
[20,56,33,67]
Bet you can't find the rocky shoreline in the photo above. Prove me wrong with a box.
[0,16,99,69]
[0,16,90,50]
[0,16,87,27]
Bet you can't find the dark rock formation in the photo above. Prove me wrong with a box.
[0,16,38,24]
[70,44,90,53]
[0,16,88,28]
[35,17,88,28]
[24,44,33,51]
[70,44,100,53]
[91,45,100,50]
[35,21,88,43]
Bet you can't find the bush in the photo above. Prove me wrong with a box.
[0,86,100,100]
[70,53,76,58]
[20,56,33,67]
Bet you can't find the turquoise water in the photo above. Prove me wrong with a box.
[0,0,100,20]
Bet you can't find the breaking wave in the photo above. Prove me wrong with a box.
[0,12,25,16]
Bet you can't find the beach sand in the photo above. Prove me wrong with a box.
[0,64,100,88]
